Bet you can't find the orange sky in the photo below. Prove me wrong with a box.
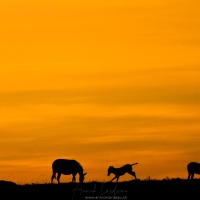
[0,0,200,184]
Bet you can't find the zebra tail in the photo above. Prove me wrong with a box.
[131,162,138,166]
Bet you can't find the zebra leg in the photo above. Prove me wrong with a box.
[191,173,194,180]
[128,171,137,179]
[127,170,137,179]
[188,173,191,179]
[72,174,76,182]
[51,171,56,183]
[110,176,117,182]
[57,173,61,184]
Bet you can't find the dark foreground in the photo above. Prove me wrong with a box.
[1,179,199,199]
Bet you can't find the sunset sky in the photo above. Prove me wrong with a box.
[0,0,200,184]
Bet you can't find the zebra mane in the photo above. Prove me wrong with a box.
[77,161,84,173]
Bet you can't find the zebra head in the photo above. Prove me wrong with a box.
[107,166,114,176]
[79,172,87,183]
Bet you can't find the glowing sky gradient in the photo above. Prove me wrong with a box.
[0,0,200,184]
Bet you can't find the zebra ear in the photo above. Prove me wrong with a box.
[83,172,87,176]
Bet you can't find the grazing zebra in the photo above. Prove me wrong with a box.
[187,162,200,180]
[107,163,138,182]
[51,159,87,184]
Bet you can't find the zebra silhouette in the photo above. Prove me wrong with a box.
[51,159,87,184]
[187,162,200,180]
[107,163,138,182]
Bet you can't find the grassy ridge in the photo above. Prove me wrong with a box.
[1,179,199,199]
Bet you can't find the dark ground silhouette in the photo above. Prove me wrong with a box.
[1,179,200,199]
